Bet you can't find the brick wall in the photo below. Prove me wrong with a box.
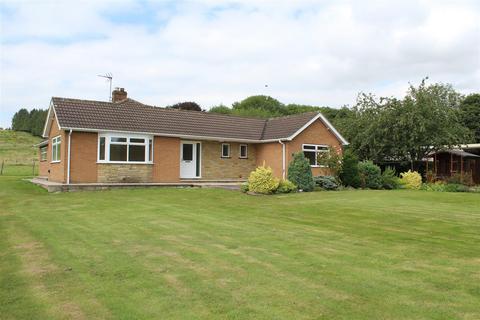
[45,114,67,182]
[152,136,181,182]
[97,164,153,183]
[201,141,256,180]
[286,118,343,177]
[70,132,98,183]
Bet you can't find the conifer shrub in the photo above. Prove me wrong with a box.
[339,150,360,188]
[287,152,315,192]
[358,161,382,189]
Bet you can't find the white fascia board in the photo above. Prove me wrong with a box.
[287,113,349,145]
[41,100,61,138]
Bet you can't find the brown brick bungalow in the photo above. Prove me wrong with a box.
[37,89,348,184]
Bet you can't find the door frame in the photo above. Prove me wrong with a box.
[180,141,202,179]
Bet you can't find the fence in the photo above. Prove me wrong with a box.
[0,159,38,176]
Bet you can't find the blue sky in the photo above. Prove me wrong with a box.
[1,0,479,128]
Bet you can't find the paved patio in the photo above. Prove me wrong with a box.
[29,177,243,192]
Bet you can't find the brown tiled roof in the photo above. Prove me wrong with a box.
[51,97,325,141]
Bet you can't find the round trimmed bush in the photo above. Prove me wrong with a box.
[339,150,360,188]
[276,180,297,193]
[247,165,279,194]
[400,170,422,190]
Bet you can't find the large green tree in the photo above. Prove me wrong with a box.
[344,79,472,163]
[459,93,480,142]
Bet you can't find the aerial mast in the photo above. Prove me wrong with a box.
[97,73,113,101]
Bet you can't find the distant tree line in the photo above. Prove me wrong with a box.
[11,108,48,137]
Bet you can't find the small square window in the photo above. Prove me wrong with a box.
[239,144,248,158]
[221,143,230,158]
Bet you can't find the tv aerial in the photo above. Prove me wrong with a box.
[97,73,113,101]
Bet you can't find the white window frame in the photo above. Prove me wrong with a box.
[221,143,231,158]
[40,146,47,161]
[97,133,153,164]
[302,144,329,167]
[51,135,61,163]
[239,144,248,159]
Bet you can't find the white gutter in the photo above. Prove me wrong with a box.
[278,140,286,180]
[67,129,72,184]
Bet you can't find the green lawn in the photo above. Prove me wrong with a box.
[1,177,479,319]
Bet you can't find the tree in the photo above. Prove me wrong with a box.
[459,93,480,142]
[11,108,31,132]
[344,79,472,164]
[287,152,315,192]
[231,95,284,118]
[209,105,233,115]
[168,102,203,111]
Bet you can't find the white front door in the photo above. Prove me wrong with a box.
[180,142,201,178]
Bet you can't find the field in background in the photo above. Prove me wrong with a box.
[1,177,479,319]
[0,130,41,176]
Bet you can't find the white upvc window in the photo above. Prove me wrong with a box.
[40,146,47,161]
[98,133,153,164]
[51,136,61,163]
[302,144,329,167]
[221,143,230,158]
[239,144,248,159]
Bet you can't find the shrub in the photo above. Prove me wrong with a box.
[400,170,422,190]
[422,181,470,192]
[381,166,400,190]
[316,147,342,178]
[357,161,382,189]
[287,152,315,192]
[313,176,339,190]
[447,173,474,186]
[339,150,360,188]
[276,180,297,193]
[443,183,470,192]
[247,165,279,194]
[240,182,249,193]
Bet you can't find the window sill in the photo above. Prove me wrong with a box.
[51,160,61,164]
[221,156,231,159]
[97,161,154,165]
[311,165,328,168]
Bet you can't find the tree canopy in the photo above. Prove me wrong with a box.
[167,102,203,111]
[459,93,480,142]
[11,108,48,137]
[342,79,473,163]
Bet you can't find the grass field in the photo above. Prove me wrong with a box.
[0,130,41,176]
[1,177,479,319]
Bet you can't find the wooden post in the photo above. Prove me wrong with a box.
[434,153,437,177]
[460,155,464,183]
[450,153,453,176]
[32,160,35,176]
[0,160,4,175]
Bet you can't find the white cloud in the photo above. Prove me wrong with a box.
[0,0,479,127]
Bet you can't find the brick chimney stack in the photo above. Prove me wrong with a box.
[112,87,127,102]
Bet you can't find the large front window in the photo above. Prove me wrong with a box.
[51,136,61,162]
[302,144,329,167]
[98,134,153,163]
